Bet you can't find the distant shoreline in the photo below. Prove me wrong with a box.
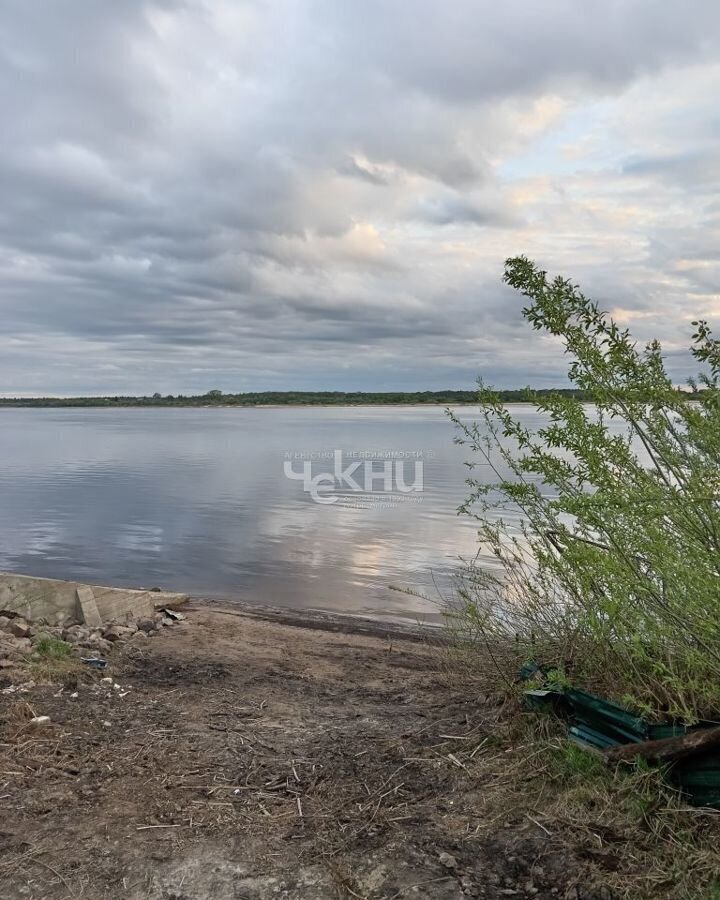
[0,388,588,409]
[0,401,539,409]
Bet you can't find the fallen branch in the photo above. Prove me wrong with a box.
[603,726,720,765]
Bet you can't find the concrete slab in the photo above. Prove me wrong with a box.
[76,586,102,627]
[0,572,188,625]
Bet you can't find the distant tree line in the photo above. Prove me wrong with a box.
[0,389,592,408]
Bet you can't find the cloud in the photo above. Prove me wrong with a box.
[0,0,719,394]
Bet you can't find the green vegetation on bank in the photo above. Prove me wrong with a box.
[451,256,720,723]
[445,257,720,899]
[0,388,591,408]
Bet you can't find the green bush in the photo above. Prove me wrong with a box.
[450,257,720,722]
[33,636,73,660]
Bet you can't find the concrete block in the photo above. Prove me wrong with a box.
[93,587,154,622]
[0,572,188,626]
[76,586,102,627]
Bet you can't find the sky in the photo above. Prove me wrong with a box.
[1,0,719,396]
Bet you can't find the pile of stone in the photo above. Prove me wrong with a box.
[0,615,34,666]
[0,608,186,667]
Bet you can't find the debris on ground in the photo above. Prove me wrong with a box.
[523,672,720,808]
[28,715,51,728]
[0,606,188,672]
[0,605,627,900]
[80,657,108,669]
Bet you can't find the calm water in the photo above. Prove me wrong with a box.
[0,406,543,622]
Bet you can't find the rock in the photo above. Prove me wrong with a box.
[0,659,15,669]
[9,619,31,639]
[0,615,10,631]
[103,625,133,643]
[63,625,89,645]
[137,618,156,634]
[1,636,32,657]
[81,637,112,655]
[129,630,149,644]
[439,852,459,871]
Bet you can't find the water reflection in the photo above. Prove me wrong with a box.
[0,406,530,622]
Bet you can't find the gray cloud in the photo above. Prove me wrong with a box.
[1,0,719,395]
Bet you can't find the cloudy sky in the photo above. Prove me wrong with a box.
[1,0,719,396]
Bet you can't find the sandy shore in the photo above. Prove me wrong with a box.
[0,602,613,899]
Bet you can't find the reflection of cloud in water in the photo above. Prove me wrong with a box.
[0,522,63,565]
[117,524,165,554]
[0,406,556,621]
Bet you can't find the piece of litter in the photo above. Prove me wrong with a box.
[29,715,51,728]
[160,607,186,622]
[70,692,79,699]
[81,657,108,670]
[101,676,113,684]
[2,681,35,695]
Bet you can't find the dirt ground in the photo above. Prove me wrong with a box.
[0,604,616,899]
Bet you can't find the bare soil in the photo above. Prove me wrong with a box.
[0,604,615,899]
